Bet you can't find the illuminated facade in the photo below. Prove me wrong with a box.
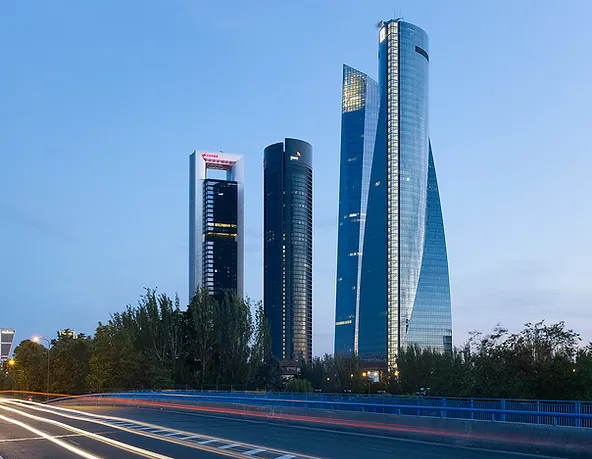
[264,139,313,363]
[334,65,379,355]
[189,151,244,300]
[0,329,16,361]
[336,20,452,370]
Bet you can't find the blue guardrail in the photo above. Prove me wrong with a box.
[90,391,592,428]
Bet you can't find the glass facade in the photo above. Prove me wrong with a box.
[334,65,379,355]
[202,179,238,300]
[264,139,313,362]
[343,20,452,370]
[189,151,244,301]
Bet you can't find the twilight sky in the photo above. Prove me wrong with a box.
[2,0,592,355]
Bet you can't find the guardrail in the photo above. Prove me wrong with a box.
[83,391,592,429]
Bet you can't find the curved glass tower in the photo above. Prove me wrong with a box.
[264,139,313,363]
[334,65,379,355]
[335,20,452,370]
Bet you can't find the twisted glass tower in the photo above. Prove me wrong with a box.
[335,20,452,370]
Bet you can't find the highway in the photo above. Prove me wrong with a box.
[0,399,565,458]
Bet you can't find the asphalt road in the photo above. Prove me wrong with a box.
[0,399,565,459]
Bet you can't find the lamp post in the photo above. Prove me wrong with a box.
[33,336,51,395]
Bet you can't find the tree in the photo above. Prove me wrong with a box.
[184,287,219,386]
[286,378,313,393]
[11,340,47,392]
[49,332,91,394]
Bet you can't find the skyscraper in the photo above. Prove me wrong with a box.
[334,65,379,355]
[335,20,452,371]
[189,151,244,301]
[264,139,313,363]
[0,329,16,361]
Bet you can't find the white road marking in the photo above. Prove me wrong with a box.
[218,443,240,450]
[163,432,182,437]
[198,439,218,444]
[4,400,322,459]
[0,404,173,459]
[0,413,100,459]
[243,448,267,456]
[181,434,201,440]
[243,449,267,456]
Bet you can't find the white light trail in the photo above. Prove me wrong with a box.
[0,413,101,459]
[0,404,173,459]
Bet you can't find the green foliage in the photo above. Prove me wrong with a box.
[49,331,91,394]
[11,340,47,392]
[393,321,592,400]
[8,294,592,401]
[286,378,313,393]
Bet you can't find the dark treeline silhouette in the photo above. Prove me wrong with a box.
[1,288,282,393]
[2,291,591,401]
[296,321,592,400]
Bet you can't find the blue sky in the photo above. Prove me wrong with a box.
[2,1,592,355]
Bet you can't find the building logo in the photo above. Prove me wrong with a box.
[290,151,301,161]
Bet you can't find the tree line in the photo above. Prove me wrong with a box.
[2,288,591,400]
[1,288,283,393]
[298,321,592,400]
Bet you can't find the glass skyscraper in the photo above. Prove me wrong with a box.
[334,65,379,355]
[335,20,452,370]
[264,139,313,363]
[189,151,244,301]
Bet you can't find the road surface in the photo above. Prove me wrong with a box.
[0,398,563,458]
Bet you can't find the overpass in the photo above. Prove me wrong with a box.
[1,391,591,458]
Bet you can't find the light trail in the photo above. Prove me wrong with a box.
[0,403,173,459]
[0,412,101,459]
[4,399,321,459]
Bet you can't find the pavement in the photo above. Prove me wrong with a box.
[0,398,571,459]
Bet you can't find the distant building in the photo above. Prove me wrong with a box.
[0,329,16,361]
[335,20,453,371]
[264,139,313,363]
[189,151,244,301]
[59,330,78,339]
[279,359,301,381]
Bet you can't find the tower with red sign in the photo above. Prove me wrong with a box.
[189,151,244,301]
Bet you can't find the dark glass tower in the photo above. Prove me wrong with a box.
[334,65,379,355]
[189,151,244,301]
[336,20,452,370]
[264,139,313,362]
[202,179,238,299]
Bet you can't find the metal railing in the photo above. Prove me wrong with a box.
[87,391,592,428]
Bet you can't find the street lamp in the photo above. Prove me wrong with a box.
[33,336,51,394]
[7,359,15,367]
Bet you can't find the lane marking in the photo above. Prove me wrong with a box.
[243,449,266,456]
[0,404,173,459]
[4,400,319,459]
[218,443,240,450]
[0,413,100,459]
[0,433,110,443]
[275,456,296,459]
[163,432,182,437]
[198,439,218,445]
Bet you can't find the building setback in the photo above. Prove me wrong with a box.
[335,20,452,371]
[264,139,313,363]
[189,151,244,301]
